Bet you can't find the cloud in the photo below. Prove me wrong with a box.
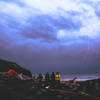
[0,0,100,47]
[21,0,81,15]
[0,0,100,46]
[90,0,100,2]
[0,0,100,73]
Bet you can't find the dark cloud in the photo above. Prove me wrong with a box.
[22,14,82,43]
[0,40,100,74]
[22,15,58,43]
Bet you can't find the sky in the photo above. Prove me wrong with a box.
[0,0,100,74]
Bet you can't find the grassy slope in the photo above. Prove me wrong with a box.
[0,59,32,77]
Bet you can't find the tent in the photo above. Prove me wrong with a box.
[4,69,18,77]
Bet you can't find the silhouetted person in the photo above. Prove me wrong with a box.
[37,73,43,82]
[50,72,55,88]
[32,74,36,82]
[45,72,50,85]
[73,77,77,85]
[37,73,43,88]
[55,72,61,87]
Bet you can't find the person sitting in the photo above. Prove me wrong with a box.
[37,73,43,88]
[45,72,50,85]
[73,77,77,85]
[32,74,36,82]
[55,72,61,87]
[50,72,56,88]
[37,73,43,82]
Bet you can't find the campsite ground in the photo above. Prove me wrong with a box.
[0,75,100,100]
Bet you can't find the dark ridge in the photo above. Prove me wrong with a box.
[0,59,32,77]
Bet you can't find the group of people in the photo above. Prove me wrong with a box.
[32,72,61,87]
[3,69,61,84]
[45,72,61,84]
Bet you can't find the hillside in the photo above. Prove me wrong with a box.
[0,59,32,77]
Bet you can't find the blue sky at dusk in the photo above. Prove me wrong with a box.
[0,0,100,74]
